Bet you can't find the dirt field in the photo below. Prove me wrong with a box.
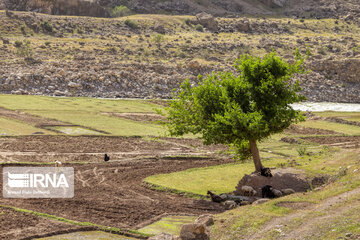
[0,132,359,239]
[0,136,230,239]
[0,206,96,240]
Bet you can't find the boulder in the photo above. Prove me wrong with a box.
[236,19,251,32]
[195,214,214,226]
[0,0,5,10]
[179,223,209,240]
[196,12,218,31]
[234,169,310,197]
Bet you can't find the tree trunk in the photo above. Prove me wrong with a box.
[249,139,263,172]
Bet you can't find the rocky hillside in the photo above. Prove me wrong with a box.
[1,0,360,18]
[0,10,359,102]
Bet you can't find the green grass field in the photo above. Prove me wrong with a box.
[0,94,166,136]
[0,116,54,135]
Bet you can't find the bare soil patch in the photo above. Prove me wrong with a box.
[0,136,228,163]
[102,112,165,122]
[0,136,230,238]
[0,206,91,240]
[302,136,360,149]
[284,125,338,135]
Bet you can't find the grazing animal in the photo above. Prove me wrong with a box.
[241,185,257,197]
[55,160,62,167]
[104,154,110,162]
[207,191,224,203]
[224,200,237,210]
[272,189,283,198]
[261,185,276,198]
[260,167,273,177]
[281,188,296,196]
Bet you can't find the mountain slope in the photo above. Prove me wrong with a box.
[1,0,359,18]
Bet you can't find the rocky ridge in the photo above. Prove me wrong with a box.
[0,11,359,103]
[1,0,360,19]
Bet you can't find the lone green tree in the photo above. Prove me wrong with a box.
[166,51,308,172]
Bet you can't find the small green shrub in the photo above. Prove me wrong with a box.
[185,18,192,26]
[110,5,132,17]
[41,21,53,32]
[124,19,138,29]
[76,28,84,34]
[14,40,23,48]
[15,40,33,60]
[152,34,165,49]
[195,24,204,32]
[296,146,308,156]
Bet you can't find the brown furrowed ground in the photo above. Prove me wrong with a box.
[0,132,359,239]
[0,136,230,239]
[0,206,95,240]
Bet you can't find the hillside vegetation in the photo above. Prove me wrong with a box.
[0,11,359,102]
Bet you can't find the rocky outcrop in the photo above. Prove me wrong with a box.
[234,169,310,198]
[0,0,5,10]
[195,12,218,31]
[4,0,108,17]
[3,0,360,19]
[260,0,288,8]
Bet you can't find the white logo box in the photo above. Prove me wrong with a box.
[3,167,74,198]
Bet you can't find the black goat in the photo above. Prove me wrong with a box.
[104,154,110,162]
[207,191,224,203]
[261,185,276,198]
[260,167,273,177]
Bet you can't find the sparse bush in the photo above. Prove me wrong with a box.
[297,146,308,156]
[14,40,23,48]
[110,5,132,18]
[185,18,192,26]
[152,34,165,49]
[45,41,51,47]
[124,19,138,29]
[107,46,117,54]
[15,40,33,60]
[76,28,84,34]
[195,24,204,32]
[41,21,53,32]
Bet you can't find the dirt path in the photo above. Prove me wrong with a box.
[248,187,360,240]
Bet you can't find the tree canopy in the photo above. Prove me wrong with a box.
[166,51,308,172]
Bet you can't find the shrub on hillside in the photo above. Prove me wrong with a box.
[110,5,132,17]
[195,24,204,32]
[41,21,53,32]
[15,40,33,61]
[124,19,138,29]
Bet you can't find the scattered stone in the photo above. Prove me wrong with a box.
[196,12,218,31]
[179,223,209,240]
[148,233,179,240]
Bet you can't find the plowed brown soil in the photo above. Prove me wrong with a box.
[0,136,230,239]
